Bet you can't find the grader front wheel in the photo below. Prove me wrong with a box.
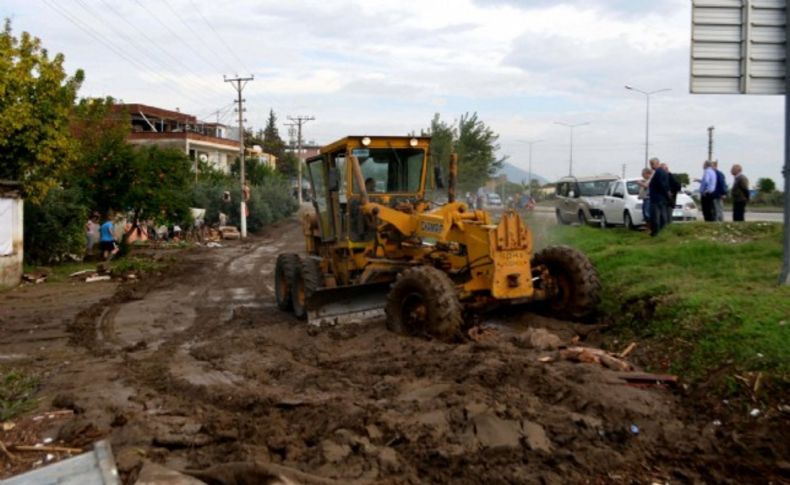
[292,258,322,320]
[385,266,464,342]
[275,254,301,311]
[533,245,601,321]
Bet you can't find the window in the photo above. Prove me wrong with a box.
[612,182,625,198]
[307,159,333,241]
[350,148,424,194]
[578,180,616,197]
[626,181,641,195]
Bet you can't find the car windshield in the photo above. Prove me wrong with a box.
[351,147,424,193]
[626,181,641,195]
[578,180,615,196]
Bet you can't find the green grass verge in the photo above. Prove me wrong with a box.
[0,368,39,422]
[542,222,790,386]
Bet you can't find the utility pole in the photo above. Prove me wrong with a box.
[224,75,254,238]
[554,122,590,176]
[622,163,627,179]
[517,139,544,197]
[625,85,671,168]
[288,115,315,205]
[707,125,715,162]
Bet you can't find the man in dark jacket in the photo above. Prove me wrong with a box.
[730,164,750,221]
[661,162,682,225]
[648,157,670,236]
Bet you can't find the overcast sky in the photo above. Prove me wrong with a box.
[3,0,785,184]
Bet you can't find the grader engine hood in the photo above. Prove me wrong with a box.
[489,211,534,299]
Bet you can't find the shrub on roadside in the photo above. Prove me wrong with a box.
[24,187,88,264]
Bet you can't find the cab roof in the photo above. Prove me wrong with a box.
[319,135,432,155]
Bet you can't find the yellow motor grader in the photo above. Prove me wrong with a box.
[275,135,600,340]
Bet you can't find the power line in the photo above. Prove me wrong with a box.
[288,115,315,205]
[95,0,230,100]
[188,0,251,75]
[133,0,227,74]
[225,75,254,238]
[73,0,229,101]
[42,0,214,111]
[159,0,237,74]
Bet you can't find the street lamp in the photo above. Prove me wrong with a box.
[624,84,671,168]
[516,139,544,197]
[554,122,590,176]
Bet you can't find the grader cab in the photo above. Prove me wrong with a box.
[275,135,600,340]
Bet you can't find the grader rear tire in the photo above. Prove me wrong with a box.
[292,258,322,320]
[385,266,464,342]
[533,245,601,321]
[275,253,301,311]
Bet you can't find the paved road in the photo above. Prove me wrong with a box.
[508,205,784,224]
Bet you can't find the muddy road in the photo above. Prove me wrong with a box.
[1,216,786,484]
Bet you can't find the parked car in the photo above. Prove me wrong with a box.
[555,174,619,225]
[673,192,699,221]
[485,193,503,208]
[600,178,645,229]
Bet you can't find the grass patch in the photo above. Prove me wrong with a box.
[543,221,790,386]
[0,368,39,421]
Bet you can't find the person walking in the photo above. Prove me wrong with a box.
[699,161,717,222]
[99,211,119,260]
[648,158,670,236]
[712,161,728,222]
[85,212,99,257]
[730,164,750,222]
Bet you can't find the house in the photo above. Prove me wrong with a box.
[117,103,241,174]
[0,181,23,289]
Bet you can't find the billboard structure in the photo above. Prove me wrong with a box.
[691,0,790,284]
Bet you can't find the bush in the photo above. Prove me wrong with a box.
[192,173,297,233]
[24,187,89,264]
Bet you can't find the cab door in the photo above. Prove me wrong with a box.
[306,157,336,241]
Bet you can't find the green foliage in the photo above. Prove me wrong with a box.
[543,222,789,386]
[126,145,194,223]
[674,172,690,186]
[751,190,784,207]
[262,109,286,162]
[277,151,300,179]
[23,186,88,264]
[424,113,505,191]
[0,368,38,421]
[0,19,84,203]
[757,177,776,193]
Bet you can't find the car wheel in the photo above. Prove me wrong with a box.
[599,214,608,229]
[556,209,568,225]
[578,211,588,225]
[624,211,633,230]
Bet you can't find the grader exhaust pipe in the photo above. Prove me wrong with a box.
[448,153,458,203]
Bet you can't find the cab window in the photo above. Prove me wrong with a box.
[351,148,424,194]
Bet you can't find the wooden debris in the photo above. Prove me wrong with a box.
[85,275,111,283]
[68,269,95,278]
[538,356,554,363]
[0,440,18,462]
[618,342,637,358]
[468,326,498,342]
[617,372,678,388]
[559,347,634,372]
[11,444,83,454]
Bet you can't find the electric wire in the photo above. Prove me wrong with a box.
[41,0,215,111]
[133,0,229,74]
[188,0,252,75]
[95,0,230,100]
[72,0,229,102]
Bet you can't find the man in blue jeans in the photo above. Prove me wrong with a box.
[99,212,119,260]
[647,157,670,236]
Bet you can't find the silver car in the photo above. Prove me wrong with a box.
[555,174,619,225]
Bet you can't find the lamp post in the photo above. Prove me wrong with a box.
[624,85,671,169]
[516,139,544,196]
[554,122,589,176]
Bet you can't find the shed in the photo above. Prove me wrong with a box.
[0,180,23,289]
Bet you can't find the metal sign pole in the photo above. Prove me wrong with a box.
[780,3,790,285]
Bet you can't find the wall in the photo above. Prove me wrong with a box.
[0,196,23,289]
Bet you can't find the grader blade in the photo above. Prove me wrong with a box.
[306,283,390,327]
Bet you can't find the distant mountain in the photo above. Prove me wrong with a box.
[496,162,549,186]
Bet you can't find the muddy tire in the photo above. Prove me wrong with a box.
[292,258,322,320]
[275,253,301,311]
[385,266,464,342]
[624,211,634,230]
[533,245,601,321]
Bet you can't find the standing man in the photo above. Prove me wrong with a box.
[699,161,717,222]
[661,163,682,225]
[636,167,652,231]
[712,161,728,222]
[648,157,670,236]
[730,164,750,222]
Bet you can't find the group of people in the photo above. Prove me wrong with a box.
[636,157,750,237]
[85,212,120,260]
[636,158,682,237]
[699,161,750,222]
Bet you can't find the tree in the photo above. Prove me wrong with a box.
[674,172,690,187]
[262,109,286,162]
[454,112,506,190]
[125,145,193,224]
[0,19,84,202]
[276,151,300,179]
[757,177,776,193]
[424,114,455,185]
